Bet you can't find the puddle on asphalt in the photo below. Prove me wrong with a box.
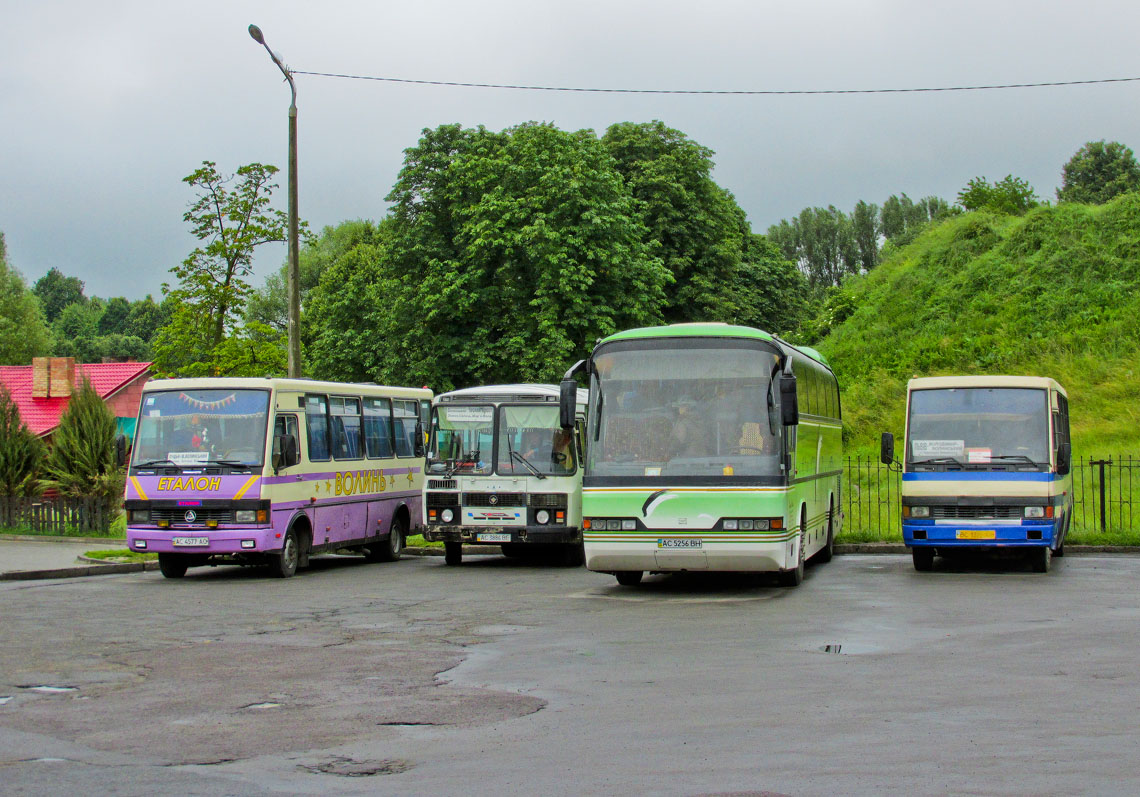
[25,686,78,694]
[815,642,882,655]
[300,756,413,777]
[243,702,281,710]
[0,696,11,704]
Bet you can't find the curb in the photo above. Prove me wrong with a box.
[0,533,128,546]
[0,558,159,581]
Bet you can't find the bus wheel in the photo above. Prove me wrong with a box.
[369,515,405,563]
[158,554,188,579]
[813,501,835,564]
[912,548,934,572]
[1030,545,1052,574]
[270,528,300,578]
[1054,514,1068,557]
[615,571,642,586]
[444,541,463,566]
[779,527,805,587]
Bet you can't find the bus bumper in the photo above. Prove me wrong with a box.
[422,525,581,545]
[583,537,794,573]
[904,520,1060,549]
[126,526,279,555]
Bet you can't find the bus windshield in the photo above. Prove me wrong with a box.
[428,404,494,475]
[497,405,575,477]
[132,389,271,467]
[587,343,783,477]
[907,387,1049,467]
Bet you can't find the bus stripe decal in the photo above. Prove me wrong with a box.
[233,475,261,500]
[129,476,148,501]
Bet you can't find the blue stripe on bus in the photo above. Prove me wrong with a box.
[902,472,1057,482]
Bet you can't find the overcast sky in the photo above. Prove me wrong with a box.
[3,0,1138,300]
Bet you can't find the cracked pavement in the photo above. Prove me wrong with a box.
[4,553,1140,794]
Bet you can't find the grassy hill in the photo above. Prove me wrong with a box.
[818,191,1140,456]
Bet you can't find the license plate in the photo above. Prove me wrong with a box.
[172,536,210,547]
[657,538,702,549]
[956,529,996,540]
[477,533,511,543]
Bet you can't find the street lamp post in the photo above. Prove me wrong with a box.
[248,24,302,379]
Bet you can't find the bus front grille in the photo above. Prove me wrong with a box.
[149,508,236,523]
[463,493,526,507]
[426,492,460,507]
[932,506,1021,520]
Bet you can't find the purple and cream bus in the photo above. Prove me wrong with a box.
[124,378,432,579]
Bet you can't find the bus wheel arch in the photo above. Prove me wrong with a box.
[368,504,408,562]
[812,493,835,564]
[286,513,313,570]
[779,505,807,587]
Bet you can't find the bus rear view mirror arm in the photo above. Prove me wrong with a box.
[559,359,587,430]
[779,356,798,426]
[1057,441,1071,475]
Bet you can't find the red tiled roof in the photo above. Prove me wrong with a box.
[0,362,152,437]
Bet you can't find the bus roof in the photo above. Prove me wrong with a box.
[141,377,433,400]
[435,383,588,406]
[596,323,831,370]
[907,375,1066,395]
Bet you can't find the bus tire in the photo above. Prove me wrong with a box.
[1054,513,1069,557]
[369,514,405,563]
[158,553,188,579]
[912,548,934,572]
[779,516,806,587]
[270,528,300,578]
[1030,545,1052,574]
[813,499,835,564]
[615,570,642,586]
[444,541,463,566]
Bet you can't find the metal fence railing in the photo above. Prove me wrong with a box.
[842,454,1140,536]
[0,496,114,535]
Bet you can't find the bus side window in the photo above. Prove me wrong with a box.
[393,400,418,457]
[330,396,362,460]
[305,395,330,461]
[364,398,394,459]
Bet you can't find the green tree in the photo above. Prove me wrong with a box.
[1057,140,1140,205]
[957,175,1039,215]
[733,234,811,333]
[125,295,168,342]
[32,268,87,323]
[39,379,123,517]
[308,122,670,388]
[154,161,296,376]
[602,121,742,323]
[246,220,381,366]
[97,296,132,336]
[0,254,52,365]
[851,200,880,273]
[0,386,43,497]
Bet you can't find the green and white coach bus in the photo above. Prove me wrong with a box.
[558,323,842,587]
[422,384,589,566]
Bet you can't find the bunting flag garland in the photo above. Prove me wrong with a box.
[179,392,238,411]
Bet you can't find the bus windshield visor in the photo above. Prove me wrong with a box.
[497,405,575,476]
[428,405,494,474]
[588,344,784,477]
[131,389,271,467]
[907,387,1049,467]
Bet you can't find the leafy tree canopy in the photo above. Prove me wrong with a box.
[1057,140,1140,205]
[0,253,52,365]
[32,267,87,323]
[308,122,671,389]
[956,175,1040,215]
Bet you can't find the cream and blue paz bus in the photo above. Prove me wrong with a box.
[422,384,588,566]
[558,323,843,587]
[125,378,431,579]
[882,375,1072,573]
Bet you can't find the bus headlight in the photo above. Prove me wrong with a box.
[129,509,149,523]
[1024,506,1045,518]
[536,510,550,525]
[909,506,931,518]
[440,508,455,524]
[235,510,257,523]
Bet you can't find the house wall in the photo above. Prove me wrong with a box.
[106,376,149,419]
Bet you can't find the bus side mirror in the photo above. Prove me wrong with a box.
[880,432,895,465]
[559,379,578,430]
[1057,441,1071,475]
[115,434,128,468]
[779,374,798,426]
[413,421,425,458]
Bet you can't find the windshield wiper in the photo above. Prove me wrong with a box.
[987,454,1041,466]
[911,457,962,465]
[510,450,546,480]
[203,459,250,467]
[134,459,178,467]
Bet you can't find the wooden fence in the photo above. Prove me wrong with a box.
[0,496,113,535]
